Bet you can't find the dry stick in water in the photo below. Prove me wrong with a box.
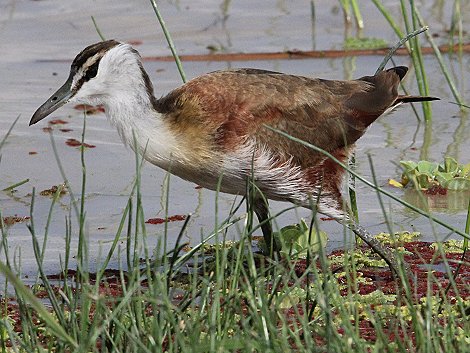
[41,43,470,64]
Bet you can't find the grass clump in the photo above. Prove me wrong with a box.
[2,217,469,351]
[1,126,469,351]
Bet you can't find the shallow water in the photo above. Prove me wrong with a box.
[1,0,469,283]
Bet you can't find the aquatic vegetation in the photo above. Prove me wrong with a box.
[399,157,470,191]
[271,219,328,257]
[344,37,388,50]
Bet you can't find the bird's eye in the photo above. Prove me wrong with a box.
[84,62,99,80]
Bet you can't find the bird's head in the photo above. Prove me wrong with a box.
[30,40,153,125]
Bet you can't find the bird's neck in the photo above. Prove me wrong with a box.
[102,71,180,168]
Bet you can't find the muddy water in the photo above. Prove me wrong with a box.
[1,1,469,284]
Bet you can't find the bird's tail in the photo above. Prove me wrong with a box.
[395,95,440,104]
[384,94,439,116]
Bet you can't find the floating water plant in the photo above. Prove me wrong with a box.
[397,156,470,191]
[271,219,328,257]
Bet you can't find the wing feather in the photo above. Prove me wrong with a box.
[154,68,402,167]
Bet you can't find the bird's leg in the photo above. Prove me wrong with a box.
[253,198,280,257]
[313,173,407,278]
[346,220,409,279]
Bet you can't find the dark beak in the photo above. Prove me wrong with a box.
[30,75,73,126]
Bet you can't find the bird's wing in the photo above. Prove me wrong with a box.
[154,69,400,167]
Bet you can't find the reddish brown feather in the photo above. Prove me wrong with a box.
[153,67,438,219]
[156,67,437,164]
[161,72,429,171]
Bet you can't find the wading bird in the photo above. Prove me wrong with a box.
[30,40,438,274]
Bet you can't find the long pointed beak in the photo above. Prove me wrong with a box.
[30,75,73,126]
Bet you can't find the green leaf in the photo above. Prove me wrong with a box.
[440,156,459,174]
[434,171,454,185]
[416,161,438,175]
[277,225,305,244]
[416,173,432,189]
[445,177,470,190]
[461,163,470,177]
[400,160,418,172]
[275,219,328,257]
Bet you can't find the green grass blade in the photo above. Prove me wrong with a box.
[0,115,20,153]
[414,10,464,106]
[149,0,186,83]
[91,15,106,41]
[2,178,29,192]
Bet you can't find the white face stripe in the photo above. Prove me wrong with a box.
[80,54,100,73]
[71,53,103,91]
[68,41,124,96]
